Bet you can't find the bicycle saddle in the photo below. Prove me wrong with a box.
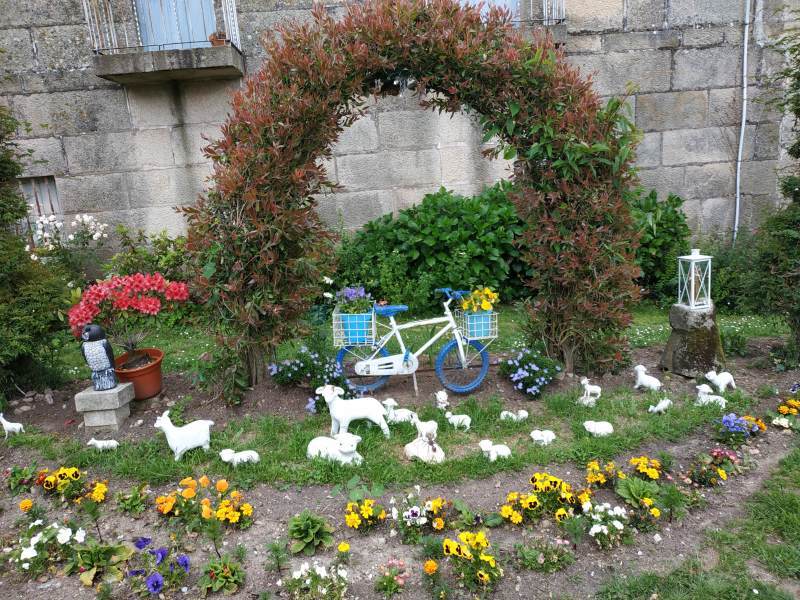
[374,304,409,317]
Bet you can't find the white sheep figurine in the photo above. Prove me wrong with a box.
[411,415,439,441]
[404,418,445,464]
[705,370,736,393]
[219,448,260,466]
[445,411,471,431]
[500,410,529,422]
[307,432,363,466]
[434,390,449,410]
[695,384,727,409]
[382,399,418,424]
[583,420,614,437]
[154,410,214,461]
[578,377,602,407]
[87,438,119,451]
[530,429,556,446]
[633,365,662,391]
[0,413,24,439]
[316,385,390,438]
[648,398,673,414]
[478,439,511,462]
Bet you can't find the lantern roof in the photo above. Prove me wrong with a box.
[678,248,711,261]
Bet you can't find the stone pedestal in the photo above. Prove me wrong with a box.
[74,383,134,432]
[660,302,725,378]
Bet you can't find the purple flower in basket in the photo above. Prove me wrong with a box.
[336,286,373,314]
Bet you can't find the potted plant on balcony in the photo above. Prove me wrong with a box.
[208,31,228,47]
[67,273,190,400]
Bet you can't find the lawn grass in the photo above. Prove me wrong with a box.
[7,387,757,489]
[597,446,800,599]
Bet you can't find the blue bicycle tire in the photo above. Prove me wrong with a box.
[434,339,489,393]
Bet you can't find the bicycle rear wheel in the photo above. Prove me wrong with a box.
[336,346,390,394]
[434,339,489,393]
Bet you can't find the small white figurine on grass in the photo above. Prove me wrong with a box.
[633,365,662,391]
[219,448,260,466]
[434,390,449,410]
[405,419,445,464]
[705,370,736,393]
[382,399,418,424]
[307,433,363,466]
[316,385,390,438]
[583,420,614,437]
[695,384,727,409]
[87,438,119,451]
[578,377,602,407]
[445,411,471,431]
[154,410,214,461]
[648,398,673,414]
[500,410,529,422]
[478,439,511,462]
[530,429,556,446]
[0,413,24,439]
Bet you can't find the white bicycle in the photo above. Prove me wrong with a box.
[334,288,493,394]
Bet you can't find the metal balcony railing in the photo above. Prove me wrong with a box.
[517,0,565,25]
[81,0,241,54]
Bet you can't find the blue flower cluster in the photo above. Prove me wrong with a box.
[720,413,759,436]
[498,348,561,399]
[128,537,190,596]
[269,345,354,413]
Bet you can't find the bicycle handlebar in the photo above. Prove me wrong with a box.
[435,287,471,300]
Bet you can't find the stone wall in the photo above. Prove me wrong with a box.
[0,0,793,237]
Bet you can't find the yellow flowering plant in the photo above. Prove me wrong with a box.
[772,394,800,430]
[628,455,663,481]
[396,491,451,544]
[442,531,503,591]
[344,497,387,533]
[155,476,254,535]
[36,466,85,502]
[585,460,626,489]
[461,287,499,313]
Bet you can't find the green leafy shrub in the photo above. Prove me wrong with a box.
[198,554,246,596]
[0,106,69,398]
[515,539,575,573]
[287,510,334,556]
[336,183,526,313]
[703,232,758,313]
[721,327,748,357]
[104,225,190,282]
[628,188,690,302]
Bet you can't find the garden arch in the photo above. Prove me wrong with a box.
[186,0,640,384]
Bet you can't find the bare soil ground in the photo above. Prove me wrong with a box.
[0,341,797,599]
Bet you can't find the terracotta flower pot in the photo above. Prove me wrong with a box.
[115,347,164,400]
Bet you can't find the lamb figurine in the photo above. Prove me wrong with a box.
[530,429,556,446]
[404,419,445,464]
[0,413,24,439]
[705,370,736,393]
[500,410,529,423]
[695,384,727,409]
[633,365,662,391]
[445,411,472,431]
[411,415,439,441]
[87,438,119,451]
[219,448,260,466]
[316,385,390,438]
[648,398,673,414]
[434,390,449,410]
[583,420,614,437]
[307,433,363,466]
[154,410,214,461]
[382,399,418,424]
[578,377,602,407]
[478,439,511,462]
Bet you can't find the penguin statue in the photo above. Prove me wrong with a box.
[80,324,117,391]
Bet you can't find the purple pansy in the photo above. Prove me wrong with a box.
[149,546,168,566]
[133,536,152,550]
[146,572,164,594]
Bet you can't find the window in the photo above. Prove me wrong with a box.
[462,0,519,19]
[135,0,217,50]
[19,176,61,236]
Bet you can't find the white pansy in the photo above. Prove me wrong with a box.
[56,527,72,545]
[73,528,86,543]
[313,565,327,578]
[612,520,624,531]
[22,562,30,570]
[323,292,333,299]
[322,276,334,285]
[24,244,30,251]
[20,546,37,560]
[30,533,43,547]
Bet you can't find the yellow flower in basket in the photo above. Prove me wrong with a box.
[461,288,499,313]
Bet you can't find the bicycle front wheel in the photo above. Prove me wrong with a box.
[434,339,489,393]
[336,346,390,394]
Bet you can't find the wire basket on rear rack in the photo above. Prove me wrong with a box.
[332,307,376,347]
[455,309,498,341]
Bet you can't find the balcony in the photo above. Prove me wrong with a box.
[518,0,567,43]
[82,0,245,84]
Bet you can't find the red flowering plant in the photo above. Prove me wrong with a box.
[67,272,190,363]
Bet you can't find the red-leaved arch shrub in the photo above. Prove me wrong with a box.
[185,0,640,384]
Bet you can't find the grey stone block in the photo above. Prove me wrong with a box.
[700,196,735,231]
[84,405,131,431]
[707,88,741,127]
[335,150,441,191]
[684,163,735,199]
[567,0,624,32]
[602,31,679,52]
[626,0,666,30]
[638,166,686,198]
[681,26,726,47]
[635,91,708,132]
[752,123,780,160]
[75,383,134,412]
[740,160,778,196]
[125,166,209,208]
[438,111,483,145]
[662,127,738,166]
[32,25,93,71]
[377,110,439,150]
[179,79,239,124]
[667,0,745,27]
[660,302,725,377]
[58,172,129,213]
[90,206,189,237]
[566,34,602,53]
[63,129,174,174]
[673,47,740,90]
[17,70,119,94]
[332,115,379,155]
[11,89,130,137]
[128,85,181,128]
[171,124,222,166]
[0,29,36,71]
[635,132,661,168]
[440,144,511,185]
[0,0,84,28]
[315,189,394,230]
[19,137,66,177]
[568,50,671,96]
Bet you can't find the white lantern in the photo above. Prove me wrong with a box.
[677,249,712,309]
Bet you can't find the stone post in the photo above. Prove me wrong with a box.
[660,302,725,378]
[74,382,135,433]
